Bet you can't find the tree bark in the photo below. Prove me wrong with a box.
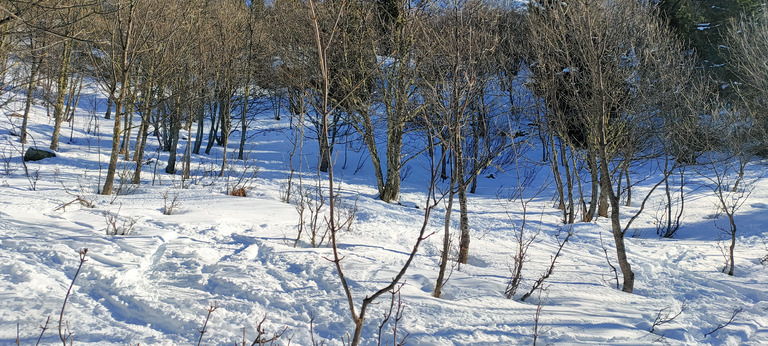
[131,70,154,184]
[218,94,232,177]
[238,82,250,160]
[104,94,113,119]
[434,179,455,297]
[21,56,42,144]
[50,41,72,151]
[584,150,599,222]
[380,117,403,202]
[204,101,219,155]
[598,174,609,218]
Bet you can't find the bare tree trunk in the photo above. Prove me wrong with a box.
[102,81,128,195]
[121,70,140,159]
[381,119,403,202]
[166,93,183,174]
[21,56,42,144]
[238,83,250,160]
[584,150,599,222]
[598,174,609,218]
[551,135,566,212]
[318,119,331,173]
[456,129,470,264]
[434,177,455,297]
[562,142,575,224]
[102,0,137,196]
[624,165,631,207]
[204,100,219,155]
[728,220,736,276]
[63,72,77,123]
[67,74,84,122]
[183,108,193,180]
[218,94,232,177]
[50,41,72,151]
[193,96,205,154]
[104,92,114,119]
[131,70,154,184]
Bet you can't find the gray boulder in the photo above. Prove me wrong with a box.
[24,147,56,162]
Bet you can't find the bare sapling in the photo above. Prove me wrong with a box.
[245,314,288,346]
[505,139,550,300]
[59,248,88,346]
[280,118,304,204]
[37,316,51,346]
[520,227,572,302]
[701,151,756,276]
[197,301,218,346]
[657,158,687,238]
[20,140,40,191]
[1,143,14,176]
[377,282,409,346]
[649,302,686,334]
[294,177,327,248]
[162,189,181,215]
[306,0,442,342]
[599,231,619,289]
[704,307,743,338]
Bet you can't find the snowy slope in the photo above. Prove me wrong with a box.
[1,85,767,345]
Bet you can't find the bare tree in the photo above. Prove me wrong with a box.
[305,1,444,343]
[46,0,97,151]
[421,0,516,265]
[726,6,768,154]
[99,0,140,195]
[527,0,703,293]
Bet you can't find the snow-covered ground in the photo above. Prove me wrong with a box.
[1,86,767,345]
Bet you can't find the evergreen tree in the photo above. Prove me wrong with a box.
[659,0,694,39]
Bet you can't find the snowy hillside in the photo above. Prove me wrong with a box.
[1,85,768,345]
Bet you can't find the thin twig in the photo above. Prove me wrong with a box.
[521,229,572,302]
[36,316,51,346]
[704,308,742,338]
[600,232,619,289]
[649,302,686,333]
[197,301,218,346]
[59,248,87,346]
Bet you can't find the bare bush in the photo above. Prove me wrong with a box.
[1,145,15,176]
[293,178,326,248]
[243,314,288,346]
[55,174,97,211]
[225,154,260,197]
[649,302,686,334]
[162,190,181,215]
[104,206,137,235]
[113,163,139,201]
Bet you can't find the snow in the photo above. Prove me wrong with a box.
[1,84,767,345]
